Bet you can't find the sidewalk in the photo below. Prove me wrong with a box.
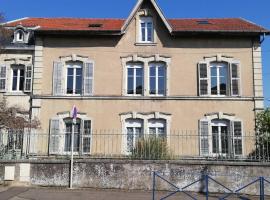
[0,187,263,200]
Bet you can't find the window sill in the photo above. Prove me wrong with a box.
[134,42,157,46]
[4,92,29,96]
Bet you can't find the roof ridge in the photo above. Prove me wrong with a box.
[167,17,242,20]
[25,17,126,20]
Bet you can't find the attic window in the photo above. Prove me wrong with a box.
[197,20,211,25]
[15,30,24,42]
[88,24,103,28]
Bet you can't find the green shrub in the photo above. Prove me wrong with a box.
[131,136,172,160]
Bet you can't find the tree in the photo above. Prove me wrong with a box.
[0,13,12,53]
[250,108,270,160]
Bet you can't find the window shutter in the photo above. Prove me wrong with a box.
[199,119,210,156]
[81,119,91,154]
[24,64,33,92]
[230,62,241,96]
[49,119,62,155]
[53,61,63,96]
[198,62,209,96]
[0,65,7,92]
[232,120,243,156]
[83,62,94,96]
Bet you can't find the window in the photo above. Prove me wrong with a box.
[148,119,166,137]
[199,117,243,157]
[66,62,83,95]
[53,60,94,96]
[64,118,81,152]
[198,61,240,96]
[16,30,24,42]
[49,117,92,155]
[210,62,228,95]
[11,65,25,92]
[140,17,154,43]
[125,119,143,153]
[127,63,143,95]
[149,63,166,96]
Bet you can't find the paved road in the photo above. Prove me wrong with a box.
[0,187,267,200]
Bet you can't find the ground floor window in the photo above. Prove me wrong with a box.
[49,117,91,155]
[125,119,143,153]
[200,117,243,157]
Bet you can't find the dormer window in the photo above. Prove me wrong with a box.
[15,29,24,42]
[139,17,154,43]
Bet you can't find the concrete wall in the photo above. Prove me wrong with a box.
[0,159,269,195]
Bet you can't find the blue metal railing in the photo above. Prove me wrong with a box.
[152,171,270,200]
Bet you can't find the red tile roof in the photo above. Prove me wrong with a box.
[5,17,269,34]
[168,18,269,33]
[6,18,125,31]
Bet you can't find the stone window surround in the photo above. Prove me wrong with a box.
[12,25,30,44]
[2,56,32,94]
[55,54,95,96]
[200,112,244,156]
[199,54,242,97]
[51,111,93,155]
[120,111,171,154]
[121,54,171,96]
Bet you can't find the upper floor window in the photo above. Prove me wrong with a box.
[53,57,93,96]
[127,63,143,95]
[66,62,83,95]
[149,63,166,96]
[139,17,154,43]
[198,61,240,96]
[11,65,25,92]
[16,30,24,42]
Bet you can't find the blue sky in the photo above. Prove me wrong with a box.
[1,0,269,107]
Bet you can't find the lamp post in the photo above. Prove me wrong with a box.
[70,105,78,189]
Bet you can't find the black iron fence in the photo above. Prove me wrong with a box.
[0,130,269,161]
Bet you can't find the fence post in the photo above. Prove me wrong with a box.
[260,177,264,200]
[152,171,156,200]
[205,175,209,200]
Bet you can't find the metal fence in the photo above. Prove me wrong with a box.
[0,130,269,161]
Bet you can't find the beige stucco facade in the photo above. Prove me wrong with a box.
[1,0,266,158]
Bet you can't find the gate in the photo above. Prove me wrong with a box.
[152,171,270,200]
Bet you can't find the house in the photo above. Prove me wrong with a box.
[0,0,269,158]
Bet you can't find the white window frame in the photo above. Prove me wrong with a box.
[149,63,166,96]
[16,30,24,42]
[210,120,230,157]
[148,119,166,137]
[126,63,144,96]
[124,119,143,154]
[65,61,83,96]
[210,62,229,97]
[10,65,25,92]
[139,17,154,43]
[198,55,242,97]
